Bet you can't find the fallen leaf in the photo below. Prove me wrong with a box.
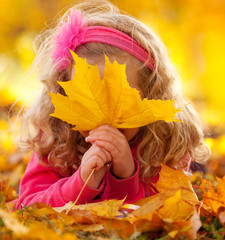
[54,198,125,218]
[200,177,225,214]
[75,223,104,232]
[25,221,77,240]
[157,190,195,222]
[168,230,178,238]
[0,180,17,202]
[171,210,202,240]
[0,208,29,235]
[49,51,180,131]
[154,164,199,204]
[183,209,202,240]
[218,207,225,226]
[130,194,164,218]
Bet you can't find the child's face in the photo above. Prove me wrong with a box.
[76,54,141,142]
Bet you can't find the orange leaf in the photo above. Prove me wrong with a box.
[154,164,199,204]
[130,194,164,219]
[157,190,195,222]
[0,208,29,235]
[200,176,225,214]
[172,210,202,240]
[218,207,225,227]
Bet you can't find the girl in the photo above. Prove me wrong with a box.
[17,0,210,208]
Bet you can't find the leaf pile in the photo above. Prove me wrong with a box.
[1,165,225,240]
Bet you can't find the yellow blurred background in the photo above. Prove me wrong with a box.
[0,0,225,179]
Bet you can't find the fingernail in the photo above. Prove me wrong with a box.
[85,136,92,142]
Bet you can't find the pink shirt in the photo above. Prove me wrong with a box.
[17,145,159,208]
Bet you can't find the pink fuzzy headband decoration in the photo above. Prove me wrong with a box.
[52,10,155,71]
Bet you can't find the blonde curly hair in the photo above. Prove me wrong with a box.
[19,0,210,178]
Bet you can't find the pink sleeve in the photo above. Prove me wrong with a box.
[99,158,145,203]
[17,152,105,208]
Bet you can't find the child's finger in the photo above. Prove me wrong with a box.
[89,155,106,171]
[83,155,105,171]
[100,147,112,163]
[86,132,122,150]
[95,140,119,161]
[90,125,122,138]
[83,143,109,162]
[81,154,108,188]
[91,143,112,163]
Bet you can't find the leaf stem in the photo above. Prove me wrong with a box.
[65,168,95,215]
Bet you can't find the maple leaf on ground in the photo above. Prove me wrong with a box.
[95,165,200,237]
[157,190,195,222]
[170,210,202,240]
[200,176,225,215]
[130,194,164,218]
[124,165,201,237]
[153,164,199,204]
[49,51,181,131]
[54,198,124,218]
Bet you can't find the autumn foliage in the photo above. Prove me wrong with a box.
[0,165,225,239]
[1,0,225,239]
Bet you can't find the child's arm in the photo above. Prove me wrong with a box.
[101,157,146,203]
[17,152,106,208]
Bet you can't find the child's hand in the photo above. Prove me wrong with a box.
[85,125,135,179]
[81,143,111,189]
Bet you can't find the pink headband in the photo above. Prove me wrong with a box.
[52,10,154,71]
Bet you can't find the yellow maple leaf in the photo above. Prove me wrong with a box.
[153,165,199,204]
[49,51,180,131]
[130,194,164,219]
[54,198,125,218]
[129,165,198,223]
[157,190,195,222]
